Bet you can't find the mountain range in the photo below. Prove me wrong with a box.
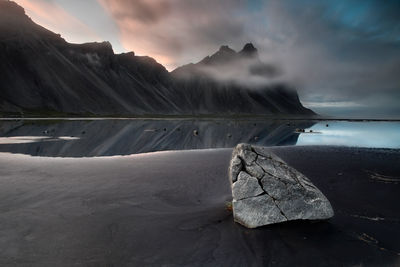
[0,0,314,117]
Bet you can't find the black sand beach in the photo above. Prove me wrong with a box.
[0,146,399,266]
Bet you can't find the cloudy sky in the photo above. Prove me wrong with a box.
[14,0,400,118]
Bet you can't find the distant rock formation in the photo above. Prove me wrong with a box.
[229,144,334,228]
[0,0,315,117]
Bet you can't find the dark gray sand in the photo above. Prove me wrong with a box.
[0,146,399,266]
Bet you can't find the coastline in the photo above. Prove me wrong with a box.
[0,146,399,266]
[0,116,399,122]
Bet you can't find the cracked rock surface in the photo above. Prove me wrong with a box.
[229,143,334,228]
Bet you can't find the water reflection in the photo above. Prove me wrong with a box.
[1,119,398,157]
[297,121,400,149]
[0,136,80,144]
[0,119,312,157]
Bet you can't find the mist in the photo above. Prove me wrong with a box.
[12,0,400,118]
[99,0,400,118]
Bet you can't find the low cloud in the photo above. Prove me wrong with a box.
[175,48,284,88]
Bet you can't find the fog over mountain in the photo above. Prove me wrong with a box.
[173,43,283,87]
[0,1,314,117]
[7,0,400,118]
[99,0,400,118]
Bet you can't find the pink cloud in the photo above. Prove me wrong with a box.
[98,0,247,70]
[15,0,101,44]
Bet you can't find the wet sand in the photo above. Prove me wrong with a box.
[0,146,399,266]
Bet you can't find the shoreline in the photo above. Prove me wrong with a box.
[0,116,399,122]
[0,145,399,158]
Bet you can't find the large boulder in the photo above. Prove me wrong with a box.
[229,144,334,228]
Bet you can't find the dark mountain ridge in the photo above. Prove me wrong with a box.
[0,0,314,117]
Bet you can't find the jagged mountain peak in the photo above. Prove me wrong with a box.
[239,42,258,58]
[241,42,257,52]
[198,45,236,65]
[201,43,260,65]
[0,0,64,41]
[0,0,30,26]
[0,0,25,15]
[72,41,115,55]
[218,45,236,53]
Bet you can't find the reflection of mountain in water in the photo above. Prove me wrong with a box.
[0,120,314,157]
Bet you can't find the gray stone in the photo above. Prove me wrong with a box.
[260,174,288,200]
[233,195,287,228]
[232,172,264,200]
[256,156,295,183]
[229,143,334,228]
[237,171,252,181]
[229,156,242,183]
[234,143,257,165]
[245,163,264,179]
[253,146,285,163]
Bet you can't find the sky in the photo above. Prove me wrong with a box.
[12,0,400,118]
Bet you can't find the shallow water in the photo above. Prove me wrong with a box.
[297,121,400,149]
[0,119,398,157]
